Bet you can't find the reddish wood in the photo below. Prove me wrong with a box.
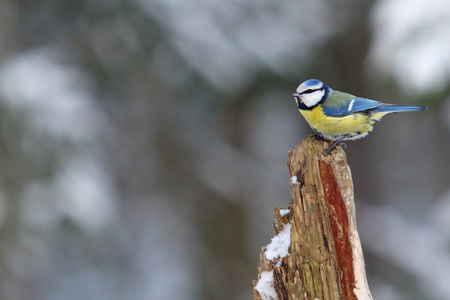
[319,160,356,300]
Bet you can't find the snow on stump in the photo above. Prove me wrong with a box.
[253,135,372,300]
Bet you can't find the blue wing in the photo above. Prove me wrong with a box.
[322,98,382,117]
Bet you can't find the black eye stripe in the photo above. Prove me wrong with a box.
[300,88,320,95]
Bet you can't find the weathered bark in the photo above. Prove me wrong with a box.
[254,135,372,300]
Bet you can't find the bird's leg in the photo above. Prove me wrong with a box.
[323,138,348,156]
[312,128,325,141]
[313,134,322,141]
[312,129,347,155]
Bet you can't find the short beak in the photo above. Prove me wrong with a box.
[292,92,299,97]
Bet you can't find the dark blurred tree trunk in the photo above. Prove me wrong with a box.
[254,136,372,300]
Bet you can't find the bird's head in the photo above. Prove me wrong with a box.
[293,79,330,109]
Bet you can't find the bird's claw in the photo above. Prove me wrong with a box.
[323,141,347,156]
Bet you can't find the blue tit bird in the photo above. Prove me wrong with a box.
[292,79,427,154]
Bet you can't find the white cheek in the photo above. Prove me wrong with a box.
[302,90,325,107]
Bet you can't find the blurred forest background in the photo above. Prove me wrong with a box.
[0,0,449,299]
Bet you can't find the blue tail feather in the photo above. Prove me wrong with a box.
[374,105,427,113]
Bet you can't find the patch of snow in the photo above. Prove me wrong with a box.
[291,176,298,184]
[254,271,278,300]
[279,209,290,217]
[265,223,292,266]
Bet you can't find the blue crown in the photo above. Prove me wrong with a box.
[303,79,322,87]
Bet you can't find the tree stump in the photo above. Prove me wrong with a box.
[253,135,372,300]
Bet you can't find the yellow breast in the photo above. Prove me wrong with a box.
[299,106,386,140]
